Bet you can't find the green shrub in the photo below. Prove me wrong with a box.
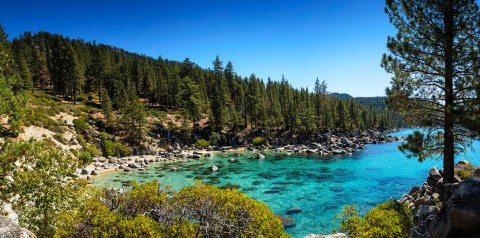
[209,132,220,145]
[195,139,210,148]
[252,137,268,146]
[78,151,92,165]
[104,140,132,157]
[0,141,86,238]
[337,200,413,238]
[85,144,102,157]
[69,149,79,157]
[456,169,471,180]
[73,115,89,133]
[176,182,290,237]
[53,132,67,144]
[24,108,62,133]
[55,181,289,238]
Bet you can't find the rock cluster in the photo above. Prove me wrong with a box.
[409,178,480,238]
[399,166,461,209]
[247,130,399,156]
[400,162,480,238]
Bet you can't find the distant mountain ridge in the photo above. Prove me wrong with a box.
[328,92,354,99]
[329,93,388,112]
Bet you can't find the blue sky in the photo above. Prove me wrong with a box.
[1,0,395,97]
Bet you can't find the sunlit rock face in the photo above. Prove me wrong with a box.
[0,216,36,238]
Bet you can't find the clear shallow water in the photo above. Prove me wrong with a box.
[93,129,480,238]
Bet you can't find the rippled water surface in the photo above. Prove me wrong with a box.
[93,129,480,237]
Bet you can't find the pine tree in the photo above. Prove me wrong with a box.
[383,0,480,183]
[101,87,113,126]
[65,43,84,104]
[211,56,225,132]
[180,77,203,127]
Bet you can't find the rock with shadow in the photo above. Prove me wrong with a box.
[275,214,296,229]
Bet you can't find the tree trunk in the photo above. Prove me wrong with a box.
[443,1,455,184]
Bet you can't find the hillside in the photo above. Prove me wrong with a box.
[2,31,401,141]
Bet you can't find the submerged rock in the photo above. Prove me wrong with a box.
[220,184,240,190]
[211,165,218,172]
[286,207,302,215]
[275,214,296,229]
[304,233,348,238]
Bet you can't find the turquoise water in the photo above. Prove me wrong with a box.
[93,129,480,238]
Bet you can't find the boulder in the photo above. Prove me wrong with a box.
[81,169,89,175]
[399,194,414,204]
[211,165,218,172]
[409,186,421,196]
[256,153,265,159]
[331,149,346,155]
[275,214,296,229]
[130,163,141,169]
[286,207,302,215]
[427,178,480,238]
[4,176,14,183]
[340,137,352,146]
[427,167,442,187]
[90,170,98,175]
[309,143,322,150]
[0,216,36,238]
[473,168,480,178]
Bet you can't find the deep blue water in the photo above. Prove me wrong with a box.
[93,129,480,237]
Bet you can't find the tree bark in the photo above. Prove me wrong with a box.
[443,0,455,184]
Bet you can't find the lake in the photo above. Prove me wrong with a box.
[93,129,480,238]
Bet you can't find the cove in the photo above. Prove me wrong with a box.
[93,129,480,238]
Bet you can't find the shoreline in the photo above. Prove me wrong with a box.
[80,129,402,183]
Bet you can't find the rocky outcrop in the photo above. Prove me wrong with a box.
[427,178,480,238]
[399,166,461,210]
[408,178,480,238]
[0,216,36,238]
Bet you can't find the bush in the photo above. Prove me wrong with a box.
[252,137,268,146]
[24,108,62,133]
[73,115,89,133]
[209,132,221,145]
[195,139,210,148]
[0,141,86,238]
[175,182,289,237]
[55,181,290,238]
[53,132,67,144]
[337,200,413,238]
[104,140,132,157]
[78,151,92,165]
[85,144,102,157]
[55,181,199,238]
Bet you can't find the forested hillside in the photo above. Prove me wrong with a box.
[3,28,402,144]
